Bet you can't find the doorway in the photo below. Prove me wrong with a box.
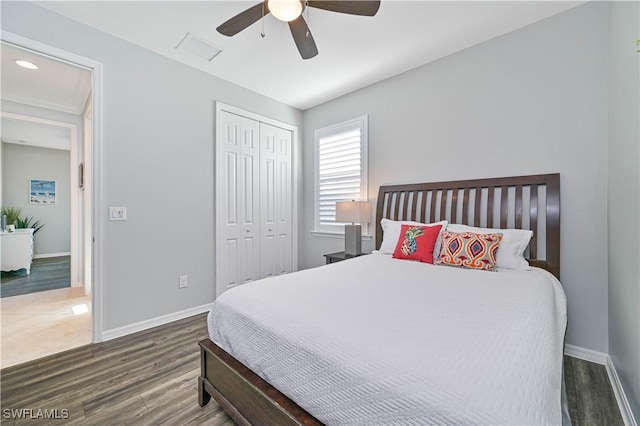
[0,32,103,367]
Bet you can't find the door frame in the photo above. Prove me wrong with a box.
[1,30,105,343]
[0,112,80,286]
[214,102,299,297]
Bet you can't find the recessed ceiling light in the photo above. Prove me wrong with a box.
[15,59,39,70]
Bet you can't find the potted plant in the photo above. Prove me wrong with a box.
[1,206,45,234]
[1,206,22,228]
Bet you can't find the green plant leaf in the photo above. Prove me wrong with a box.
[1,206,23,226]
[1,207,45,233]
[16,216,45,234]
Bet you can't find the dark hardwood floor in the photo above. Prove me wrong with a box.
[1,256,70,298]
[0,313,624,425]
[0,314,232,425]
[564,355,625,426]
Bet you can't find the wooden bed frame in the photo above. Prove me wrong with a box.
[198,173,560,425]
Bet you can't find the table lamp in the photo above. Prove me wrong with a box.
[335,200,372,255]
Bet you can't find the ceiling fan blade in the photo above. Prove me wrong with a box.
[308,0,380,16]
[288,16,318,60]
[217,2,269,36]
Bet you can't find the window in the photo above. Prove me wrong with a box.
[313,115,368,235]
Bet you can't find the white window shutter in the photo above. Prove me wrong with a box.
[314,116,368,234]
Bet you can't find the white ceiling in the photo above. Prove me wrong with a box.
[1,43,91,151]
[1,43,92,115]
[33,1,584,110]
[1,118,72,151]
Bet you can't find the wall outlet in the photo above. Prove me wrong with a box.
[109,207,127,221]
[179,275,188,288]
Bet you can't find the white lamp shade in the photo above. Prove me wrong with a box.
[268,0,303,22]
[335,201,372,224]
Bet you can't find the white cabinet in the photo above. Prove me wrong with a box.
[216,107,294,296]
[1,229,35,275]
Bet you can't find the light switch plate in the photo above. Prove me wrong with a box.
[179,275,188,288]
[109,207,127,221]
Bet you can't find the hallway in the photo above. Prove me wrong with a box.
[1,255,70,298]
[1,286,91,368]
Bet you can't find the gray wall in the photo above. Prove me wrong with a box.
[2,142,71,255]
[1,101,83,256]
[1,1,303,330]
[302,3,610,353]
[608,1,639,419]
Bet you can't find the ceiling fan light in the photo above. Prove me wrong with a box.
[268,0,303,22]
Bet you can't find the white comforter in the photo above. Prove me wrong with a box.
[208,253,567,425]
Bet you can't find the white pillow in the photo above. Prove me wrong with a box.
[380,218,448,257]
[445,224,533,270]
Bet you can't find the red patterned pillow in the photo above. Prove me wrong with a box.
[436,231,503,271]
[392,224,443,264]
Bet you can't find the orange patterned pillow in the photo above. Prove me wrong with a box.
[436,231,503,271]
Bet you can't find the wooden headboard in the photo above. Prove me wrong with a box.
[375,174,560,279]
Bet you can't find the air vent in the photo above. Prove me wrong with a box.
[176,33,222,62]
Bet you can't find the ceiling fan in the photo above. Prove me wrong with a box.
[216,0,381,60]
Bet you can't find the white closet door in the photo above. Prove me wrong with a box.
[275,126,292,275]
[218,111,260,292]
[260,123,292,278]
[260,123,278,278]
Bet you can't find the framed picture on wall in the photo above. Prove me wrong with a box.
[30,179,56,204]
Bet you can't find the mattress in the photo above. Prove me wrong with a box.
[208,253,567,425]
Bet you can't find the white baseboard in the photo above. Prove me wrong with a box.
[606,357,638,426]
[565,344,637,426]
[33,252,71,259]
[102,303,213,342]
[564,343,609,364]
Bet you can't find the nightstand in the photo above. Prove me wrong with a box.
[324,251,365,264]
